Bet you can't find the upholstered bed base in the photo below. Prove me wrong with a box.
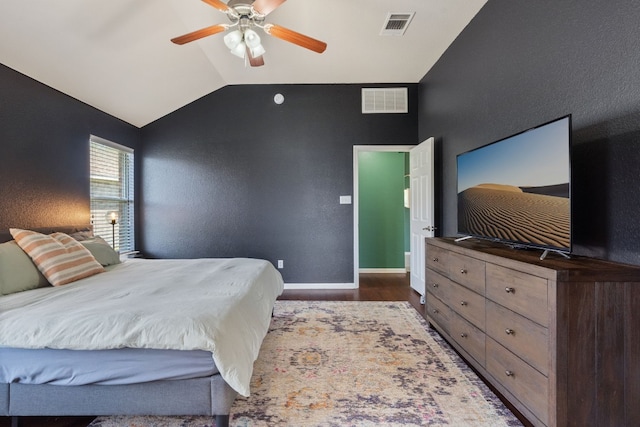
[1,375,237,427]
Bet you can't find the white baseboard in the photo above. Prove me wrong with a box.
[284,283,357,290]
[358,268,407,274]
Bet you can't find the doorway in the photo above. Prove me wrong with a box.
[353,140,435,293]
[353,145,414,286]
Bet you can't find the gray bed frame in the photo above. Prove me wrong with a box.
[1,378,237,427]
[0,226,239,427]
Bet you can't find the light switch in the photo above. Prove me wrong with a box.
[340,195,352,205]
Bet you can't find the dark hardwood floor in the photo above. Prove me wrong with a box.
[280,272,423,313]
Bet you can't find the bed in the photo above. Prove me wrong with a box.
[0,226,284,427]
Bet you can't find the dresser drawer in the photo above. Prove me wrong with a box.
[425,268,454,306]
[449,279,485,331]
[486,338,548,425]
[486,300,549,375]
[451,313,485,366]
[426,293,451,335]
[426,244,449,276]
[448,251,486,294]
[486,263,548,326]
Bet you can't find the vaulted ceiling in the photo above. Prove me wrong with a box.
[0,0,487,127]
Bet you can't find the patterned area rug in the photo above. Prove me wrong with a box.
[89,301,522,426]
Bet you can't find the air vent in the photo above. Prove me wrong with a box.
[380,12,415,36]
[362,88,408,114]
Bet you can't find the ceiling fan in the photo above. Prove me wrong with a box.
[171,0,327,67]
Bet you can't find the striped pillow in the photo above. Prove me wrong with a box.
[10,228,105,286]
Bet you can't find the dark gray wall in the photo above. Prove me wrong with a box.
[140,84,418,283]
[0,64,140,233]
[419,0,640,265]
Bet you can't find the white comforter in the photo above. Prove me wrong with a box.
[0,258,284,397]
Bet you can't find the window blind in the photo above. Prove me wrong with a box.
[89,135,134,253]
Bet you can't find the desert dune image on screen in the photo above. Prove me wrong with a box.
[457,117,570,250]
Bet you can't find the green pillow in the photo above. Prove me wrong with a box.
[0,241,49,295]
[80,237,121,266]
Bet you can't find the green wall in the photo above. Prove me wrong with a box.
[358,152,408,269]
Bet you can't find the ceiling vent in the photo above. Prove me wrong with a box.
[380,12,415,36]
[362,88,408,114]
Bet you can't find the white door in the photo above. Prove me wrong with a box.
[409,137,435,296]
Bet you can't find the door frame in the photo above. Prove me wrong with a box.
[353,145,415,286]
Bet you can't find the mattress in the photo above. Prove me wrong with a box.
[0,347,217,386]
[0,257,284,396]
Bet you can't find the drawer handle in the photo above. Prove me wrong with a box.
[505,287,515,293]
[460,333,467,338]
[460,301,468,306]
[505,370,514,377]
[505,328,515,335]
[432,283,439,288]
[460,269,467,274]
[433,257,439,262]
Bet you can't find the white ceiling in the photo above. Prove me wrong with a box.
[0,0,486,127]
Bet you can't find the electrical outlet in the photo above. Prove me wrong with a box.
[277,260,284,269]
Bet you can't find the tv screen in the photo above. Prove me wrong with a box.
[456,115,571,253]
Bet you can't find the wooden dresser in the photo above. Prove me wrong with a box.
[424,237,640,427]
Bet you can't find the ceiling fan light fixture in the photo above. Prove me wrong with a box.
[223,30,244,50]
[230,41,247,58]
[243,29,261,48]
[250,44,266,58]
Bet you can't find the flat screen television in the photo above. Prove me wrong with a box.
[456,115,572,256]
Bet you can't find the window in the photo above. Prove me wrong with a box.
[89,135,134,253]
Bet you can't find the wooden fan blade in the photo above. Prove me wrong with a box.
[249,56,265,67]
[264,24,327,53]
[171,24,227,45]
[247,46,265,67]
[201,0,231,12]
[252,0,286,15]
